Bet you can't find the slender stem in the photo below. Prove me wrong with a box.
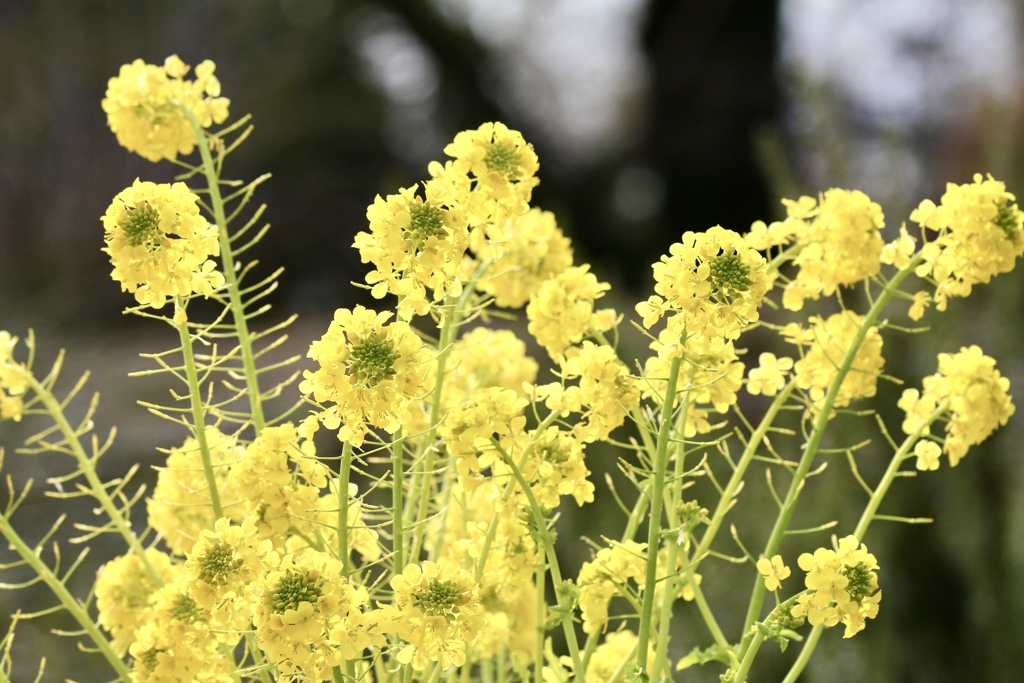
[392,430,405,571]
[535,550,546,683]
[636,353,683,670]
[738,256,922,652]
[0,516,131,681]
[175,300,223,520]
[338,440,354,569]
[185,111,265,432]
[780,626,822,683]
[25,372,161,581]
[733,630,765,683]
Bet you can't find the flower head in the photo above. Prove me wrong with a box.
[101,180,224,308]
[792,536,881,638]
[756,554,791,592]
[102,56,229,162]
[911,174,1024,310]
[95,550,176,655]
[0,332,28,422]
[299,306,431,446]
[444,122,539,218]
[527,265,614,359]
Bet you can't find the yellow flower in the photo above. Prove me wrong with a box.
[128,576,235,682]
[475,207,574,308]
[756,554,791,592]
[101,180,225,308]
[224,423,330,546]
[587,630,668,683]
[147,428,242,556]
[642,333,744,437]
[439,387,528,481]
[782,189,885,310]
[444,122,540,219]
[899,345,1014,466]
[792,536,881,638]
[526,264,614,358]
[253,550,365,680]
[299,306,430,446]
[94,550,176,655]
[577,540,647,635]
[783,311,885,409]
[913,440,942,471]
[911,173,1024,310]
[184,517,272,632]
[638,225,769,340]
[746,352,794,397]
[102,55,229,162]
[879,223,917,270]
[356,180,470,319]
[386,559,484,670]
[517,427,594,508]
[0,331,28,422]
[446,327,538,405]
[557,341,640,443]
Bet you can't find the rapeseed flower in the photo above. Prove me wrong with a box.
[101,180,224,308]
[746,352,794,397]
[444,122,539,219]
[756,554,791,592]
[636,226,769,341]
[0,332,27,422]
[911,174,1024,311]
[439,387,528,481]
[577,540,647,635]
[527,265,615,359]
[102,56,229,162]
[386,559,484,670]
[782,189,885,310]
[791,536,881,638]
[94,549,176,655]
[783,311,884,409]
[299,306,430,446]
[898,345,1014,466]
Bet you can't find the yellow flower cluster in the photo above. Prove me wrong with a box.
[636,226,769,344]
[147,427,242,556]
[911,174,1024,310]
[299,306,430,446]
[783,311,884,409]
[439,387,527,480]
[101,180,225,308]
[642,334,744,436]
[94,549,176,655]
[439,479,538,662]
[899,345,1015,466]
[444,121,540,220]
[445,327,538,406]
[385,559,484,670]
[102,55,229,162]
[475,207,574,308]
[526,265,615,359]
[519,427,594,508]
[0,332,27,422]
[780,189,886,311]
[252,550,375,680]
[577,540,647,635]
[356,182,470,320]
[791,536,881,638]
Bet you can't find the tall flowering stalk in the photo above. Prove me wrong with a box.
[0,55,1021,683]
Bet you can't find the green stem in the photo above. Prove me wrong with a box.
[26,372,161,581]
[0,515,131,681]
[392,430,405,571]
[738,256,922,653]
[535,550,546,683]
[185,110,265,432]
[636,353,683,671]
[175,300,223,520]
[338,440,353,569]
[733,630,765,683]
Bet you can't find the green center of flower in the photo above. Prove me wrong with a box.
[121,202,162,248]
[406,202,448,244]
[993,200,1021,240]
[416,579,463,619]
[537,441,570,465]
[139,648,162,675]
[197,542,242,586]
[840,563,875,603]
[349,333,398,387]
[271,570,322,614]
[484,143,520,179]
[170,593,202,624]
[708,252,752,299]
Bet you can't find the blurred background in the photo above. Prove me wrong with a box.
[2,0,1024,681]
